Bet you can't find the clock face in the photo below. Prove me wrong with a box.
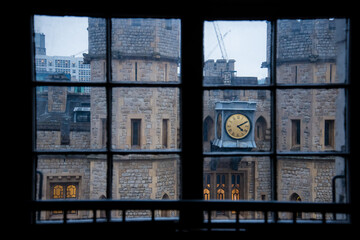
[225,113,251,139]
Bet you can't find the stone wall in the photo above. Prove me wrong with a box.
[36,130,90,149]
[110,87,179,150]
[277,157,335,219]
[87,18,180,61]
[277,19,337,62]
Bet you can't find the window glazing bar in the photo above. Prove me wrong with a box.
[105,17,113,210]
[34,149,182,155]
[32,81,182,88]
[270,20,277,204]
[202,83,349,90]
[203,151,349,157]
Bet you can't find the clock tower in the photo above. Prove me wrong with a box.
[212,101,257,151]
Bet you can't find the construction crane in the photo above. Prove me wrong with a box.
[212,22,228,60]
[206,29,231,59]
[71,49,88,58]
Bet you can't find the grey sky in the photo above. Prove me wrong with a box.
[34,15,89,57]
[34,16,268,79]
[204,21,268,79]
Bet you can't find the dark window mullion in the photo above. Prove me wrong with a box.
[270,19,278,203]
[105,17,113,208]
[180,16,204,226]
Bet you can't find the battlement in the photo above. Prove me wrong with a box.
[203,59,257,85]
[203,59,236,77]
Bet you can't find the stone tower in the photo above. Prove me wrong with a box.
[271,19,347,209]
[86,18,181,207]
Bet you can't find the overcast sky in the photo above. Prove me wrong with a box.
[34,15,89,57]
[204,21,268,79]
[34,16,268,79]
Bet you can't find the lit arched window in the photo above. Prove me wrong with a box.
[204,189,210,200]
[232,189,240,200]
[66,185,77,198]
[53,185,63,199]
[217,189,225,200]
[51,183,78,215]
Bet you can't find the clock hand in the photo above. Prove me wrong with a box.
[237,121,248,131]
[238,121,248,127]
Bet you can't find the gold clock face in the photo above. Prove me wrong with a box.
[225,114,251,139]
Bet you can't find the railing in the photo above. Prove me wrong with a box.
[31,200,351,231]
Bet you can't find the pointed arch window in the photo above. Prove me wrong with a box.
[290,193,302,219]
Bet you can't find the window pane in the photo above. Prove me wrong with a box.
[276,89,346,152]
[110,18,181,82]
[203,90,271,152]
[111,154,180,219]
[35,155,107,221]
[274,19,347,84]
[111,88,180,150]
[277,156,347,205]
[203,157,271,219]
[34,16,105,82]
[36,87,106,150]
[203,21,268,86]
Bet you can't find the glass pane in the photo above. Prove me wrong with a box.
[203,90,271,152]
[277,156,347,204]
[275,19,347,84]
[36,87,106,150]
[203,21,268,86]
[276,89,346,152]
[203,157,271,219]
[111,18,181,82]
[35,155,107,221]
[111,154,180,219]
[112,88,180,150]
[34,16,105,82]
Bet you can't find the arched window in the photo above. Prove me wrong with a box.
[66,185,77,198]
[255,116,267,141]
[290,192,302,202]
[204,189,210,200]
[161,194,170,217]
[51,183,78,215]
[99,195,107,218]
[217,189,225,200]
[204,174,211,200]
[290,193,302,219]
[53,185,63,199]
[232,189,240,200]
[203,116,214,142]
[162,193,170,200]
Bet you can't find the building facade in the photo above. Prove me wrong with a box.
[36,18,345,221]
[202,18,346,220]
[34,32,91,93]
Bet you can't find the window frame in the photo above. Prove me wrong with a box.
[131,118,142,148]
[26,6,355,232]
[291,119,301,148]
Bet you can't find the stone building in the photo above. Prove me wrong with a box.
[36,18,345,221]
[36,18,181,220]
[86,19,181,215]
[203,19,346,220]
